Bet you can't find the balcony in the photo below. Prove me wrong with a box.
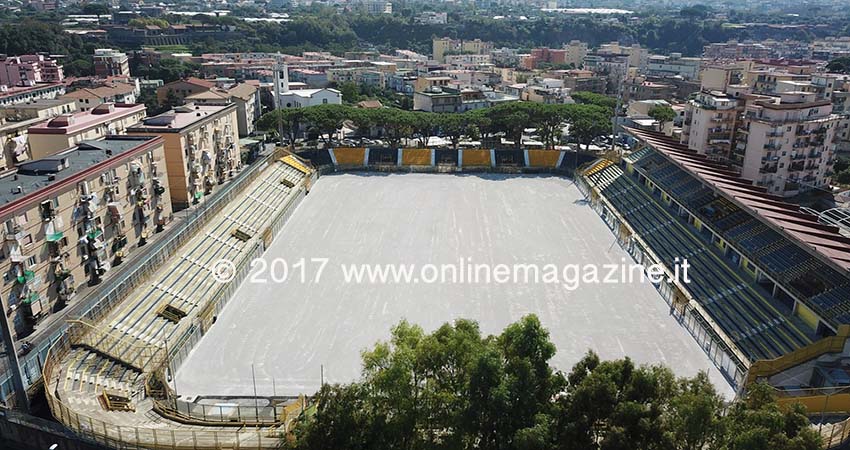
[764,142,781,150]
[5,227,24,243]
[760,165,778,174]
[44,215,64,243]
[128,163,146,188]
[789,162,805,172]
[40,202,56,222]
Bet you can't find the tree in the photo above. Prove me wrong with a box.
[132,58,200,84]
[571,91,617,110]
[826,57,850,74]
[648,105,676,132]
[63,59,93,77]
[720,383,821,450]
[567,105,611,150]
[287,319,819,450]
[373,108,416,148]
[532,104,570,149]
[667,372,723,450]
[337,82,362,104]
[82,3,110,15]
[438,113,472,150]
[257,108,306,150]
[302,104,349,145]
[411,112,439,148]
[348,108,376,145]
[488,103,535,149]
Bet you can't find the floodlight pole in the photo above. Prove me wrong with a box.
[251,363,259,420]
[612,65,625,156]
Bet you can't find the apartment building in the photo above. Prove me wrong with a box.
[0,83,65,107]
[700,62,753,92]
[734,92,840,196]
[445,54,492,69]
[583,54,629,88]
[127,103,240,210]
[598,42,648,69]
[27,103,147,159]
[517,80,574,105]
[622,77,677,103]
[747,70,811,95]
[645,54,702,80]
[186,83,260,137]
[92,49,131,77]
[414,87,516,113]
[703,40,771,60]
[289,69,330,88]
[563,40,588,68]
[0,135,171,337]
[156,77,216,104]
[546,69,608,94]
[0,55,64,87]
[681,90,743,161]
[432,38,493,63]
[0,99,77,172]
[60,82,138,112]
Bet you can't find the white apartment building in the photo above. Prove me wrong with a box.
[734,92,840,197]
[681,91,742,161]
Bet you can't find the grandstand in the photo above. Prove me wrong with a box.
[44,153,313,449]
[581,127,850,387]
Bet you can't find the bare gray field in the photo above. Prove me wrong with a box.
[176,173,734,398]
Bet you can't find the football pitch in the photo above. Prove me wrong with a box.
[175,173,733,398]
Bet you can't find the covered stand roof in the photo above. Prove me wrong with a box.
[624,127,850,272]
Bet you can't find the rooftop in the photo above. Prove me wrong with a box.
[0,82,64,100]
[625,127,850,271]
[28,103,145,135]
[0,136,162,211]
[128,103,235,133]
[1,98,75,110]
[61,82,136,100]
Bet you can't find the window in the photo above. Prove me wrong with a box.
[26,256,37,267]
[23,234,33,247]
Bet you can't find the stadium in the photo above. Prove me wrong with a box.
[41,133,850,449]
